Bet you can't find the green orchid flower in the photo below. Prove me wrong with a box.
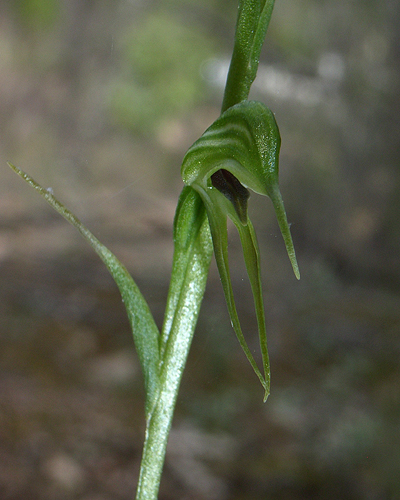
[182,99,299,400]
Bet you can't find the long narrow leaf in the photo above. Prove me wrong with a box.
[9,163,160,412]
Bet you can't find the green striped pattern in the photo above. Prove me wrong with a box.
[181,100,281,198]
[181,99,299,280]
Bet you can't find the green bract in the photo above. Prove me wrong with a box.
[182,100,299,400]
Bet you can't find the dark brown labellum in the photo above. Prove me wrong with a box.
[211,169,250,224]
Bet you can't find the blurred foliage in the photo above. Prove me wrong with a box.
[110,9,217,134]
[11,0,60,31]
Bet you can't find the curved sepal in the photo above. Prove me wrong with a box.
[181,100,299,398]
[206,189,270,400]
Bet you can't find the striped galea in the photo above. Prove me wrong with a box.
[181,100,299,400]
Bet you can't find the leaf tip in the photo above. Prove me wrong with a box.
[292,260,300,280]
[8,162,30,183]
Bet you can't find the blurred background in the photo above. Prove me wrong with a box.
[0,0,399,499]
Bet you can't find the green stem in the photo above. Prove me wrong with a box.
[136,0,278,495]
[222,0,275,112]
[136,191,212,499]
